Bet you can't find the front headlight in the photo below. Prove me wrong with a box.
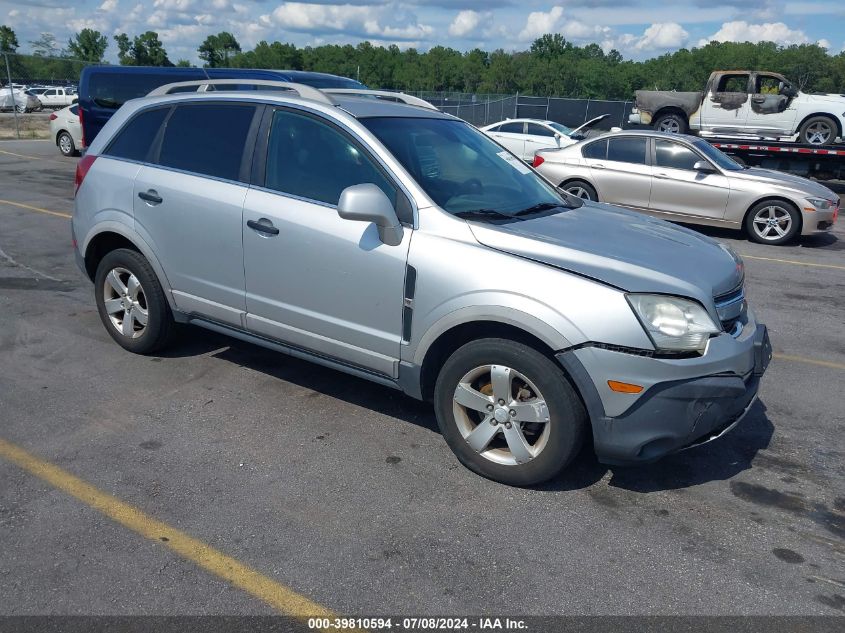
[627,294,720,352]
[806,197,834,210]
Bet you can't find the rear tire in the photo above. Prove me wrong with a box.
[57,131,77,157]
[434,338,586,486]
[799,115,837,145]
[744,199,801,245]
[94,248,175,354]
[561,180,598,201]
[653,112,687,134]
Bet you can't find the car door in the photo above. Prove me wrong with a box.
[242,107,411,377]
[41,88,58,108]
[131,102,260,326]
[489,121,526,159]
[523,123,559,162]
[648,139,730,220]
[748,73,798,136]
[700,73,751,134]
[585,136,652,209]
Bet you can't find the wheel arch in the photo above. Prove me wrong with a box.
[558,177,599,200]
[652,107,689,127]
[55,128,70,146]
[796,112,842,139]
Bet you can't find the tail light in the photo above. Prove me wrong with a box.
[532,154,545,168]
[74,154,97,195]
[49,112,57,121]
[78,106,86,148]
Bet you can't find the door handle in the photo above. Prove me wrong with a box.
[751,96,766,103]
[592,163,605,169]
[655,173,670,179]
[138,189,162,205]
[247,218,280,236]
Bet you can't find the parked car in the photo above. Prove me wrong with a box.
[50,104,82,156]
[533,130,839,245]
[0,87,41,112]
[630,70,845,146]
[480,115,610,162]
[38,86,78,109]
[73,81,771,486]
[78,65,368,146]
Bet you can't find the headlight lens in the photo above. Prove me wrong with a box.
[627,294,720,352]
[806,197,834,210]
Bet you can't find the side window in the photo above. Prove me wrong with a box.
[655,141,701,171]
[69,104,78,115]
[105,107,169,162]
[582,139,607,160]
[265,109,397,208]
[607,137,648,164]
[45,89,57,96]
[487,124,501,132]
[158,103,256,181]
[499,122,524,133]
[716,75,748,94]
[526,123,555,137]
[756,75,781,94]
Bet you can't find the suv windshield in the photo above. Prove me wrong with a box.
[362,117,572,218]
[692,138,745,171]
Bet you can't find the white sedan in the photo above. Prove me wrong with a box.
[49,104,83,156]
[481,115,611,162]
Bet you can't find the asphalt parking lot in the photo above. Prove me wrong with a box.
[1,139,844,617]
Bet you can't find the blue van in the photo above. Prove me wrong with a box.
[78,66,365,146]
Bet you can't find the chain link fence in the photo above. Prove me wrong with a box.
[2,53,95,139]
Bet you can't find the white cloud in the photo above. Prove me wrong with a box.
[265,2,432,41]
[449,10,482,37]
[518,6,563,41]
[635,22,689,50]
[698,21,818,46]
[99,0,118,12]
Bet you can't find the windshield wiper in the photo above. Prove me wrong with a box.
[512,201,568,216]
[453,208,514,220]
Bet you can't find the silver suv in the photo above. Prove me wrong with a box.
[72,81,772,485]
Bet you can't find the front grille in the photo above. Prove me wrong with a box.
[714,284,746,336]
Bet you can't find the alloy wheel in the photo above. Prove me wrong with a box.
[102,267,149,339]
[452,364,551,466]
[805,121,832,145]
[752,205,793,241]
[59,134,72,155]
[658,119,680,133]
[566,186,591,199]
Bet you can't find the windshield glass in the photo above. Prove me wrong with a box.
[692,139,745,171]
[548,122,574,136]
[362,117,572,218]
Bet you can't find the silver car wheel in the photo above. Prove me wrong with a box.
[752,205,792,241]
[103,267,149,339]
[567,185,591,199]
[452,364,551,466]
[805,121,832,145]
[658,118,680,133]
[59,133,72,155]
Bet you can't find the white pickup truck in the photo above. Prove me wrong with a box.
[629,70,845,146]
[37,87,78,109]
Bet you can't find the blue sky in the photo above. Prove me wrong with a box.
[3,0,844,64]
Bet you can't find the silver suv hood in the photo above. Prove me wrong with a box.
[468,203,744,310]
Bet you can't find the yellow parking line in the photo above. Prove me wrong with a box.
[773,353,845,371]
[741,254,845,271]
[0,148,41,160]
[0,198,71,219]
[0,437,335,620]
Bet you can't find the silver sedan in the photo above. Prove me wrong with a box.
[533,130,839,245]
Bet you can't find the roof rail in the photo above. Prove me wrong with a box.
[323,88,438,111]
[147,79,334,105]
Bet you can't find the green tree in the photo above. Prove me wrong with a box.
[115,31,173,66]
[198,31,241,68]
[67,29,108,62]
[175,59,192,67]
[0,24,18,53]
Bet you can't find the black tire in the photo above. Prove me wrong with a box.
[434,338,587,486]
[562,179,598,201]
[798,115,838,146]
[744,199,801,245]
[653,112,688,134]
[94,248,174,354]
[57,131,77,157]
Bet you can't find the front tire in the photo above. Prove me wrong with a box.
[434,338,586,486]
[653,112,688,134]
[744,200,801,245]
[799,116,837,145]
[94,248,174,354]
[57,131,76,157]
[562,180,598,201]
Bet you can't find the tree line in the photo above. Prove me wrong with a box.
[2,25,844,98]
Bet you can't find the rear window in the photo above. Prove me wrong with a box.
[607,137,648,165]
[582,139,607,160]
[105,107,169,162]
[89,72,203,109]
[158,103,256,181]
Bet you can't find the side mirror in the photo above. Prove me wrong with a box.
[693,160,717,174]
[337,183,403,246]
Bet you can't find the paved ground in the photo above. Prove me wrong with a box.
[1,139,844,617]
